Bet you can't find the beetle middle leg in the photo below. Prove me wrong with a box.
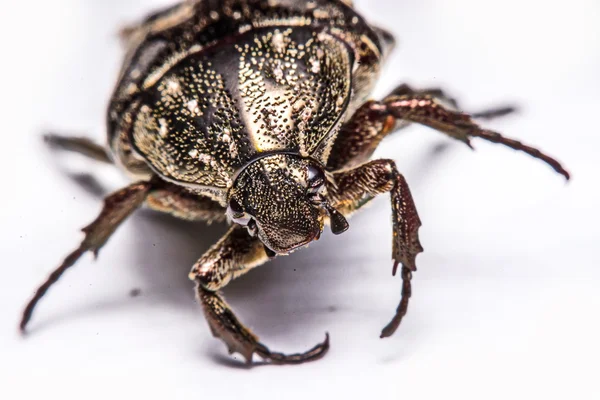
[376,92,569,178]
[328,85,569,179]
[190,226,329,365]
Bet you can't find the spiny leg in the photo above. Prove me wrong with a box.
[327,99,397,170]
[20,179,155,332]
[387,83,516,119]
[44,134,112,164]
[327,159,422,338]
[330,86,568,179]
[190,226,329,365]
[388,84,460,110]
[327,93,513,172]
[375,94,569,179]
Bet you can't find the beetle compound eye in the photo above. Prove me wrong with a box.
[229,198,244,214]
[306,165,327,205]
[306,165,325,199]
[307,165,325,188]
[228,198,251,225]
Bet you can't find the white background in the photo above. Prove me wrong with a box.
[1,0,598,399]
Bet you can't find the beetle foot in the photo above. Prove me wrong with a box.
[254,333,330,365]
[199,287,329,365]
[380,265,414,338]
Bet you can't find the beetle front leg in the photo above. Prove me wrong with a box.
[328,159,423,338]
[20,179,156,332]
[190,226,329,365]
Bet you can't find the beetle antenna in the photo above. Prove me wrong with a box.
[324,203,349,235]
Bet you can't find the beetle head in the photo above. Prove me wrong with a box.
[227,154,348,256]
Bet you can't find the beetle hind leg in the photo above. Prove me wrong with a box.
[192,226,329,365]
[388,83,516,120]
[44,134,112,164]
[378,93,569,179]
[329,84,568,179]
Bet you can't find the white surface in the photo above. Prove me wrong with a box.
[1,1,598,399]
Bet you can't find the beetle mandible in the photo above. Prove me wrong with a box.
[21,0,569,365]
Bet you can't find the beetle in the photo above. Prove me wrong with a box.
[20,0,569,365]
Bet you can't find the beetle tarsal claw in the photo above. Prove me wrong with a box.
[255,333,330,365]
[380,265,414,338]
[199,287,329,365]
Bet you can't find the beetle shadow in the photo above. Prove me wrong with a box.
[33,138,455,364]
[128,207,379,367]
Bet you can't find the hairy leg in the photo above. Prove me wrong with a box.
[329,83,512,170]
[146,183,226,223]
[328,84,567,179]
[376,94,569,179]
[44,134,112,164]
[387,84,516,119]
[327,159,422,337]
[190,226,329,365]
[20,179,155,332]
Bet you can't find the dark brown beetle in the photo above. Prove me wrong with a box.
[21,0,569,365]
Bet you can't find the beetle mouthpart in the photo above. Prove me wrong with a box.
[263,244,277,258]
[324,204,349,235]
